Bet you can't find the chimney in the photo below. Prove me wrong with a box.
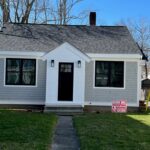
[89,12,96,26]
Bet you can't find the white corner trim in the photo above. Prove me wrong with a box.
[140,60,146,66]
[93,60,126,89]
[0,51,46,58]
[4,58,38,87]
[137,61,141,106]
[87,53,142,60]
[84,101,139,107]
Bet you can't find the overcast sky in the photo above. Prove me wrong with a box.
[73,0,150,25]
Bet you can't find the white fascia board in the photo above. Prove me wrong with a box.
[87,53,142,60]
[0,51,46,58]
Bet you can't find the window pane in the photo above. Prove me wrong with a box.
[6,59,20,85]
[6,72,20,84]
[22,72,35,85]
[110,62,124,87]
[7,59,20,71]
[60,64,72,72]
[95,62,109,86]
[22,60,36,85]
[23,60,35,72]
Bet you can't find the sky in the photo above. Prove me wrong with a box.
[73,0,150,25]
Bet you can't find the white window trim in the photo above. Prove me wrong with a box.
[93,60,126,89]
[4,58,38,87]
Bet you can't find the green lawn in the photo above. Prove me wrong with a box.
[0,110,57,150]
[74,113,150,150]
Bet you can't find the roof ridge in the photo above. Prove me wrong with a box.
[99,25,126,27]
[5,22,87,27]
[5,22,126,28]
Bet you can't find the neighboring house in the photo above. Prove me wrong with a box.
[141,62,150,101]
[142,62,150,80]
[0,13,143,112]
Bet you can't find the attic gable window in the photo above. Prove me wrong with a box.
[6,59,36,86]
[95,61,124,88]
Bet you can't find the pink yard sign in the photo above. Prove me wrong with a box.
[112,100,127,113]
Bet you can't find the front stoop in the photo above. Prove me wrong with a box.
[44,105,83,115]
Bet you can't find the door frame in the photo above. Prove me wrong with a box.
[58,62,74,101]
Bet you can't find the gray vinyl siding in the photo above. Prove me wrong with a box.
[85,61,138,105]
[0,58,46,103]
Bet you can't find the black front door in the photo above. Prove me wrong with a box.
[58,63,74,101]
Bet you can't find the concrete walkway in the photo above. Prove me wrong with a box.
[51,116,80,150]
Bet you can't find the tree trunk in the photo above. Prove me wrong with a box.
[21,0,35,23]
[1,0,10,23]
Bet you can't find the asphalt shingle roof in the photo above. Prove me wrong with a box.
[0,23,141,54]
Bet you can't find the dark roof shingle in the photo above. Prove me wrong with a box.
[0,23,141,54]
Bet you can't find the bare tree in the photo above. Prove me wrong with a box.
[32,0,88,25]
[0,0,90,26]
[117,18,150,79]
[56,0,86,25]
[0,0,10,23]
[21,0,35,23]
[0,0,36,23]
[117,18,150,55]
[0,0,87,24]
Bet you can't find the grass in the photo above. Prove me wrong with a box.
[0,110,57,150]
[74,113,150,150]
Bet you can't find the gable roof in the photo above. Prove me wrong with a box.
[0,23,141,54]
[42,42,91,62]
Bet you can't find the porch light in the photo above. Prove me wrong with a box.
[51,60,54,67]
[78,60,81,68]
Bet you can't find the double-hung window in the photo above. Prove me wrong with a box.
[6,58,36,85]
[95,61,124,88]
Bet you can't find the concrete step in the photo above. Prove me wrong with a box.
[44,105,83,114]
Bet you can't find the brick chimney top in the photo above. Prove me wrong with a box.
[89,12,96,26]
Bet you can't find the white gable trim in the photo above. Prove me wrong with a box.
[42,42,91,62]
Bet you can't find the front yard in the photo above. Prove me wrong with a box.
[0,110,57,150]
[74,113,150,150]
[1,110,150,150]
